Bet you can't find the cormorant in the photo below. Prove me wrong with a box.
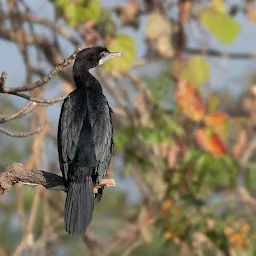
[57,46,122,235]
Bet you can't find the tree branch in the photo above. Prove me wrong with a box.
[6,92,67,105]
[0,124,46,137]
[0,163,116,195]
[0,101,36,124]
[3,11,81,46]
[184,47,256,59]
[0,71,7,90]
[1,46,82,94]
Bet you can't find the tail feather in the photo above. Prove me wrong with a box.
[64,176,94,235]
[95,187,104,203]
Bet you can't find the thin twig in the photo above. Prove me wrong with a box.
[125,73,151,100]
[237,186,256,210]
[184,47,256,59]
[122,239,142,256]
[240,137,256,167]
[6,92,67,105]
[3,11,81,46]
[82,233,102,256]
[2,47,82,93]
[96,69,124,108]
[0,101,36,124]
[0,124,46,137]
[0,72,7,91]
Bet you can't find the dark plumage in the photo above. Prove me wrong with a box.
[57,46,121,235]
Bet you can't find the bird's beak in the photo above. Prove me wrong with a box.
[99,52,122,65]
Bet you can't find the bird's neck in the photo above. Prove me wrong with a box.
[73,68,102,92]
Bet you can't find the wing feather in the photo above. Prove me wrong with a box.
[57,93,86,181]
[87,93,113,182]
[58,89,113,184]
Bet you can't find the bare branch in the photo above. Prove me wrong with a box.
[2,47,82,93]
[125,73,152,100]
[0,101,36,124]
[6,92,67,105]
[82,233,102,256]
[0,124,46,137]
[96,69,125,108]
[237,186,256,210]
[0,71,7,91]
[0,163,116,196]
[240,136,256,167]
[185,47,256,59]
[3,11,81,46]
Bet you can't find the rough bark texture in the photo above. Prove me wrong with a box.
[0,163,115,195]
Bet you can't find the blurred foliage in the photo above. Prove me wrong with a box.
[56,0,101,27]
[146,13,174,57]
[172,56,210,87]
[1,0,256,255]
[103,34,136,76]
[199,7,241,44]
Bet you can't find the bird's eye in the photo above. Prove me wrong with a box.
[100,52,105,58]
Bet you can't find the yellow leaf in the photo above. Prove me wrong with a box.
[103,34,136,75]
[199,7,241,44]
[146,13,171,39]
[211,0,226,13]
[171,56,209,87]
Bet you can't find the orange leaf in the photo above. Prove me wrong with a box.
[204,111,228,135]
[176,80,205,121]
[161,200,173,216]
[194,127,227,155]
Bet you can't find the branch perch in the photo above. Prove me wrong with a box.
[0,163,116,195]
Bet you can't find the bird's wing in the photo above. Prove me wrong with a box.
[57,93,86,182]
[87,94,113,182]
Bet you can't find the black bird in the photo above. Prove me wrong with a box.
[57,46,122,235]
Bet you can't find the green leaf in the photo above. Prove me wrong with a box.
[195,153,209,173]
[139,128,160,145]
[183,150,202,165]
[56,0,100,27]
[162,114,184,136]
[183,56,209,86]
[103,34,136,75]
[208,95,220,113]
[114,127,134,152]
[199,8,241,44]
[172,56,210,87]
[82,0,101,22]
[99,9,117,38]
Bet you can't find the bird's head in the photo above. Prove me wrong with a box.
[75,46,122,70]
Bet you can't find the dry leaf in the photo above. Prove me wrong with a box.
[194,127,227,155]
[246,1,256,23]
[176,80,205,121]
[146,13,174,57]
[204,111,228,136]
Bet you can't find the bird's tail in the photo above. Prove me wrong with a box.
[64,176,94,235]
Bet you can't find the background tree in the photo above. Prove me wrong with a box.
[0,0,256,255]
